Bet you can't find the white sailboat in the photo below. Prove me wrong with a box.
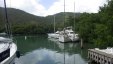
[48,15,60,39]
[48,31,60,39]
[58,0,71,42]
[59,26,79,42]
[0,0,18,64]
[58,28,71,42]
[58,1,79,42]
[0,37,17,64]
[65,26,79,42]
[72,2,79,42]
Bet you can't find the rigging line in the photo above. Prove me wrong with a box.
[9,0,13,38]
[4,0,10,38]
[4,0,12,38]
[9,0,13,37]
[4,0,12,49]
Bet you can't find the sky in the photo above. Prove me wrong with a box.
[0,0,107,16]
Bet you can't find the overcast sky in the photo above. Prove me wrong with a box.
[0,0,107,16]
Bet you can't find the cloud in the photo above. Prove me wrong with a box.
[45,0,107,16]
[0,0,46,16]
[0,0,107,16]
[29,0,46,16]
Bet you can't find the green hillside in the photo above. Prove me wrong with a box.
[0,7,44,24]
[0,7,81,34]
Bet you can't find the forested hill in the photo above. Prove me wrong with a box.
[0,7,81,24]
[0,7,81,34]
[45,12,81,23]
[0,7,44,24]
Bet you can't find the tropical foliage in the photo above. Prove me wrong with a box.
[66,0,113,48]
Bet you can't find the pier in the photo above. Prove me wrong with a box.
[88,48,113,64]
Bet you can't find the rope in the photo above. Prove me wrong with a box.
[4,0,12,38]
[3,0,14,50]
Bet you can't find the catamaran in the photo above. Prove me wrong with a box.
[65,27,79,41]
[58,1,79,42]
[59,26,79,42]
[0,0,18,64]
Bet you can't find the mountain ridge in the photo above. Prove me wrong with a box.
[0,7,81,25]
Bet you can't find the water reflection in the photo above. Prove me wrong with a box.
[15,48,87,64]
[14,35,88,64]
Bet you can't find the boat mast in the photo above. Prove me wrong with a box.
[63,1,66,64]
[64,0,66,28]
[53,15,56,33]
[4,0,12,38]
[74,1,75,31]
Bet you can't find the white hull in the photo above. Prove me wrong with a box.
[0,43,17,64]
[69,35,79,42]
[48,33,59,39]
[59,35,71,42]
[71,37,79,42]
[3,53,16,64]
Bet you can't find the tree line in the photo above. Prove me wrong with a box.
[66,0,113,48]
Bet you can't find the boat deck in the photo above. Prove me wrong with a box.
[0,43,9,53]
[0,43,17,64]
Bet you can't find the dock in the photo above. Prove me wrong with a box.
[88,48,113,64]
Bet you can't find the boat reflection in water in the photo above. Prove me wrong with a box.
[15,35,88,64]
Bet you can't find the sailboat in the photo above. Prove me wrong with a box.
[70,2,79,42]
[0,0,18,64]
[58,1,79,42]
[65,2,79,42]
[65,26,79,41]
[48,15,60,39]
[58,0,72,42]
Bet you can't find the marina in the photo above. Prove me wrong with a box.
[14,35,88,64]
[0,0,113,64]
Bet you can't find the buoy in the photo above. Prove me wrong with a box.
[16,50,20,58]
[25,36,27,40]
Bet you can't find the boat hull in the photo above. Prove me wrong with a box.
[3,53,16,64]
[1,43,17,64]
[48,33,59,39]
[59,35,71,42]
[69,36,79,42]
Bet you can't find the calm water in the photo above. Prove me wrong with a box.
[14,35,93,64]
